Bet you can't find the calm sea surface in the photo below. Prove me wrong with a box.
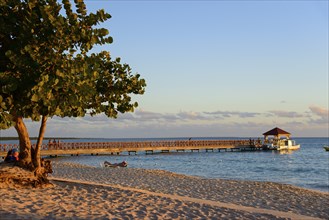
[2,137,329,192]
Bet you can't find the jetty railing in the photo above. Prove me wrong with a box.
[0,139,262,153]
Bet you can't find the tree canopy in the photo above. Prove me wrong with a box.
[0,0,146,171]
[0,0,146,127]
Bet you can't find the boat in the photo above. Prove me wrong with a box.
[324,146,329,151]
[261,127,300,151]
[263,138,300,151]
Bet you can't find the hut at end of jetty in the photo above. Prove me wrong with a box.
[263,127,291,144]
[262,127,300,150]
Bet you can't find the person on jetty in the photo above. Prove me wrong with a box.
[4,148,19,162]
[104,161,127,168]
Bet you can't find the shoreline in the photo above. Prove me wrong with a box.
[0,162,328,219]
[52,161,329,195]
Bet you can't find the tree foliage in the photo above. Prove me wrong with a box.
[0,0,146,170]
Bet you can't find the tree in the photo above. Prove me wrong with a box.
[0,0,146,176]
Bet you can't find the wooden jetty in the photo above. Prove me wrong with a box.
[0,139,263,158]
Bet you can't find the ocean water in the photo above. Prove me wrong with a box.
[2,137,329,192]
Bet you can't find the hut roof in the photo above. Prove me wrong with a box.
[263,127,291,136]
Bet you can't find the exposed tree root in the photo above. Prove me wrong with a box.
[0,160,53,188]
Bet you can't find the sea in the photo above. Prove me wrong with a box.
[1,137,329,192]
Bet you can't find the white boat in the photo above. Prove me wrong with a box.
[263,139,300,151]
[262,127,300,151]
[324,146,329,151]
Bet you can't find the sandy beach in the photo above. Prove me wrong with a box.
[0,161,328,220]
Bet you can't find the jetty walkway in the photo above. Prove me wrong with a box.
[0,139,263,157]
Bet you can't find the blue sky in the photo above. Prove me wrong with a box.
[2,0,329,138]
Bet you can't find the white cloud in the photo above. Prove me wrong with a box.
[307,106,328,125]
[309,106,329,118]
[177,111,207,120]
[204,110,260,118]
[268,110,304,118]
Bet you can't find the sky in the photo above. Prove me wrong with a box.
[2,0,329,138]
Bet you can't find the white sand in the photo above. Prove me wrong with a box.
[0,161,328,220]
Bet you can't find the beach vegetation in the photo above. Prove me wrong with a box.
[0,0,146,183]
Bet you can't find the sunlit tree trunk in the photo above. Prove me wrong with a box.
[14,116,33,169]
[34,116,47,169]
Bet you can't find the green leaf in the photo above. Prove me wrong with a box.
[0,102,6,109]
[54,107,61,115]
[56,70,64,77]
[31,94,39,102]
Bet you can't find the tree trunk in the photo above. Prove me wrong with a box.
[33,116,47,168]
[14,116,33,169]
[12,116,52,186]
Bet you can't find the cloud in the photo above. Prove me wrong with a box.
[309,106,329,118]
[123,110,180,122]
[177,111,207,120]
[134,110,164,120]
[94,110,210,123]
[204,110,260,118]
[268,110,304,118]
[128,110,260,122]
[308,106,329,125]
[45,108,316,127]
[2,106,328,138]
